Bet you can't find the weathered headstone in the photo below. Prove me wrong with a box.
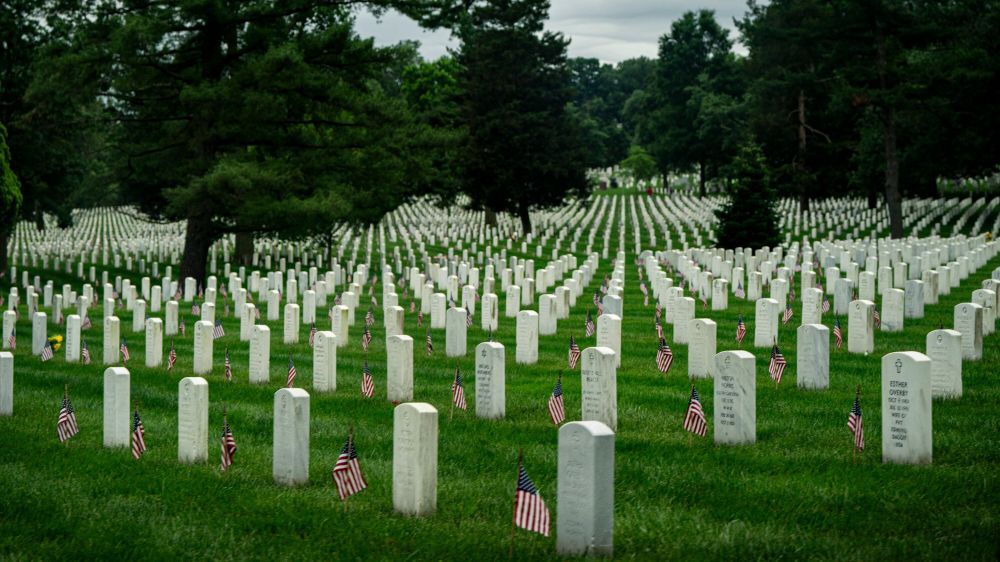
[881,288,904,332]
[556,421,615,557]
[32,312,47,356]
[952,303,983,360]
[145,318,162,367]
[103,367,130,448]
[393,402,438,516]
[753,298,779,348]
[796,324,829,390]
[0,352,11,416]
[284,303,300,344]
[193,320,214,375]
[904,280,924,319]
[713,350,755,445]
[250,325,270,384]
[672,297,695,344]
[925,329,962,399]
[580,346,617,431]
[515,310,539,364]
[596,314,622,367]
[65,314,81,362]
[847,300,875,354]
[881,351,932,465]
[177,377,209,463]
[475,341,505,419]
[331,304,349,347]
[313,331,337,392]
[445,307,467,357]
[687,318,717,379]
[103,316,120,364]
[387,335,414,402]
[273,388,310,485]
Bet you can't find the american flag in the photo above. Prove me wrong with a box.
[167,341,176,371]
[82,316,92,330]
[40,340,54,362]
[81,340,91,364]
[254,306,260,320]
[192,303,200,316]
[361,325,372,351]
[120,338,130,364]
[220,413,237,471]
[584,310,596,337]
[655,302,662,319]
[834,318,843,348]
[361,360,374,398]
[734,282,745,299]
[425,330,433,355]
[332,434,368,500]
[198,286,203,299]
[309,323,317,347]
[789,286,796,303]
[466,308,473,328]
[335,293,342,306]
[131,409,147,460]
[57,391,79,443]
[286,355,297,388]
[683,386,707,437]
[568,336,581,369]
[365,308,375,328]
[655,315,663,339]
[224,347,232,381]
[213,320,225,339]
[452,366,467,410]
[513,460,550,536]
[782,305,793,325]
[847,389,864,451]
[6,329,13,350]
[873,308,881,329]
[700,292,708,309]
[639,281,648,296]
[593,291,601,307]
[736,315,746,344]
[370,295,378,308]
[180,321,186,336]
[417,311,424,328]
[409,301,415,313]
[822,298,831,313]
[548,376,565,425]
[768,344,787,383]
[656,338,674,374]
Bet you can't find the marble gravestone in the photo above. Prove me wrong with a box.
[925,329,962,399]
[475,341,505,419]
[952,303,983,361]
[515,310,539,364]
[580,346,617,431]
[193,320,214,375]
[65,314,81,362]
[687,318,717,379]
[445,307,467,358]
[103,367,131,448]
[145,318,163,367]
[753,298,779,348]
[103,316,120,365]
[331,305,349,348]
[393,402,438,517]
[557,421,615,557]
[249,325,271,384]
[672,297,695,344]
[0,352,12,416]
[713,350,755,445]
[284,303,300,344]
[847,300,875,354]
[881,288,904,332]
[796,324,829,390]
[596,314,622,368]
[881,352,932,465]
[273,388,310,486]
[177,377,209,464]
[904,280,924,319]
[313,331,337,392]
[387,335,414,402]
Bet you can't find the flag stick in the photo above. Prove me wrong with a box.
[509,449,523,559]
[449,362,458,422]
[345,425,354,513]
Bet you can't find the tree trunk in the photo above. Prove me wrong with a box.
[485,208,497,227]
[875,26,903,238]
[179,211,215,284]
[234,231,253,266]
[699,161,707,197]
[797,89,810,213]
[517,205,532,236]
[867,183,879,209]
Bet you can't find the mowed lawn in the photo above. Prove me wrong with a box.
[1,223,998,560]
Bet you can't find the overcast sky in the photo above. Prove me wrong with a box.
[353,1,751,65]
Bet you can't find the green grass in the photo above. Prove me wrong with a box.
[1,208,999,560]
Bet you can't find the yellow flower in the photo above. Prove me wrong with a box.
[48,335,63,351]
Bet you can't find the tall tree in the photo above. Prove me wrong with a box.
[0,123,22,272]
[54,0,438,282]
[644,10,741,197]
[452,0,590,234]
[714,143,779,250]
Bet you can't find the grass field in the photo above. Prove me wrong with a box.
[1,209,998,560]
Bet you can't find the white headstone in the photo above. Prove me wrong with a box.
[284,303,300,344]
[145,318,162,367]
[687,318,717,379]
[713,350,755,445]
[249,325,270,384]
[445,307,467,357]
[847,300,875,354]
[952,303,983,361]
[926,329,962,399]
[515,310,539,364]
[596,314,622,367]
[65,314,81,362]
[753,298,779,348]
[393,402,438,516]
[103,316,120,365]
[475,341,505,419]
[580,346,617,431]
[177,377,209,463]
[193,320,214,375]
[881,351,932,465]
[103,367,130,448]
[556,421,615,557]
[796,324,829,390]
[313,331,337,392]
[0,352,11,416]
[387,335,414,402]
[273,388,310,485]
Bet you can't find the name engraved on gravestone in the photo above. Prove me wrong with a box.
[881,352,932,465]
[713,351,755,445]
[475,342,505,419]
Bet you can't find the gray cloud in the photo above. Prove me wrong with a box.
[353,1,750,64]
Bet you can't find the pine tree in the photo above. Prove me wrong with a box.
[714,144,779,250]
